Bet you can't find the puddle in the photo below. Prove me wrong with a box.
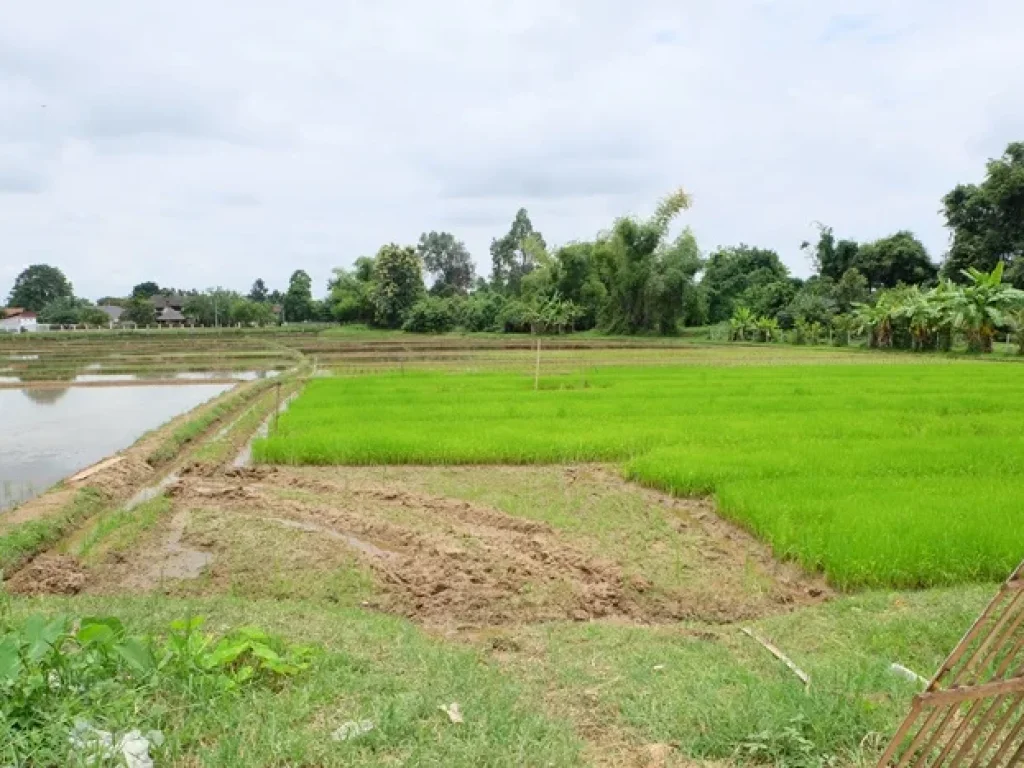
[0,385,230,512]
[268,517,399,560]
[125,473,180,511]
[150,510,213,580]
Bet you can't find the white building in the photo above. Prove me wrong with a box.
[0,310,38,333]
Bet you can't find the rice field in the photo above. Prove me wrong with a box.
[254,364,1024,589]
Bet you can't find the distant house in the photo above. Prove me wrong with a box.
[156,306,186,325]
[0,309,38,333]
[97,305,124,324]
[152,294,186,311]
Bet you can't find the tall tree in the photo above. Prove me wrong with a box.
[942,142,1024,287]
[856,231,937,290]
[121,297,157,326]
[371,244,424,328]
[594,189,695,333]
[131,281,161,299]
[802,224,860,281]
[701,246,791,322]
[7,265,73,311]
[283,270,313,322]
[490,209,545,295]
[248,278,269,302]
[417,232,475,297]
[328,259,375,323]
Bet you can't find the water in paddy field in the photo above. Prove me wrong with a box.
[0,369,279,385]
[0,384,231,512]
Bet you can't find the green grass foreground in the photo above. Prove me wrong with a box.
[5,586,990,766]
[254,365,1024,589]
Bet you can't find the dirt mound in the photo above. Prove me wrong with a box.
[173,476,642,627]
[5,555,87,596]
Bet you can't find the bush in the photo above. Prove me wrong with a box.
[457,293,504,332]
[401,296,458,333]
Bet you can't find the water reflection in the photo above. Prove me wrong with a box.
[21,387,69,405]
[0,383,231,512]
[0,369,280,385]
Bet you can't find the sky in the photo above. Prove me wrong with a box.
[2,1,1022,302]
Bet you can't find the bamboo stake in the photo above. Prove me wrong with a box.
[534,337,541,391]
[740,628,810,691]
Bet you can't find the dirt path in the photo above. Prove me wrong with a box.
[65,464,829,631]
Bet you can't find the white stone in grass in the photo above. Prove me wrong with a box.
[439,702,464,724]
[68,721,163,768]
[332,720,375,741]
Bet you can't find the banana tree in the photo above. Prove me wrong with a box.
[729,307,756,341]
[1010,308,1024,356]
[949,262,1024,352]
[754,316,779,342]
[892,286,940,351]
[853,302,893,348]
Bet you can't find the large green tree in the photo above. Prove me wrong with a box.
[490,209,545,295]
[701,246,791,322]
[593,189,695,333]
[855,231,936,290]
[371,244,424,328]
[183,289,239,326]
[131,281,162,299]
[942,142,1024,287]
[328,257,376,323]
[7,265,73,311]
[121,297,157,326]
[417,232,475,297]
[802,225,860,282]
[283,270,314,322]
[248,278,269,302]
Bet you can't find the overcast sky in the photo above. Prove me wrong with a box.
[2,1,1022,301]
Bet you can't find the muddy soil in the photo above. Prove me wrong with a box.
[65,464,829,631]
[5,554,87,595]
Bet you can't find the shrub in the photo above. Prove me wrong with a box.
[401,296,458,333]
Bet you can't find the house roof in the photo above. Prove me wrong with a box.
[2,307,27,318]
[97,305,124,321]
[152,294,185,309]
[156,307,185,322]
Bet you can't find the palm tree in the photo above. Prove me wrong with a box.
[729,307,755,341]
[948,262,1024,353]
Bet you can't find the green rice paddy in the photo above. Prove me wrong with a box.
[253,365,1024,589]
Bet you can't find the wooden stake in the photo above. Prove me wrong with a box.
[274,382,281,433]
[534,337,541,391]
[741,628,810,691]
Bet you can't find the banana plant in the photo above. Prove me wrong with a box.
[949,262,1024,352]
[754,316,779,342]
[729,307,756,341]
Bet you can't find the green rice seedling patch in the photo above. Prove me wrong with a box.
[254,365,1024,588]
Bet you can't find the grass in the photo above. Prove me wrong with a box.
[147,379,278,466]
[0,488,107,573]
[74,494,173,562]
[3,594,585,767]
[254,365,1024,589]
[3,583,992,766]
[500,584,991,764]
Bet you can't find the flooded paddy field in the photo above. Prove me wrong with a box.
[1,384,230,511]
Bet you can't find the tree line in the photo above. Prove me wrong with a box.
[5,141,1022,342]
[2,269,328,327]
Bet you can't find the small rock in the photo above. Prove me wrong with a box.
[331,720,374,742]
[439,702,464,724]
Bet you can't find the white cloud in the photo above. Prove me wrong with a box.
[1,0,1022,300]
